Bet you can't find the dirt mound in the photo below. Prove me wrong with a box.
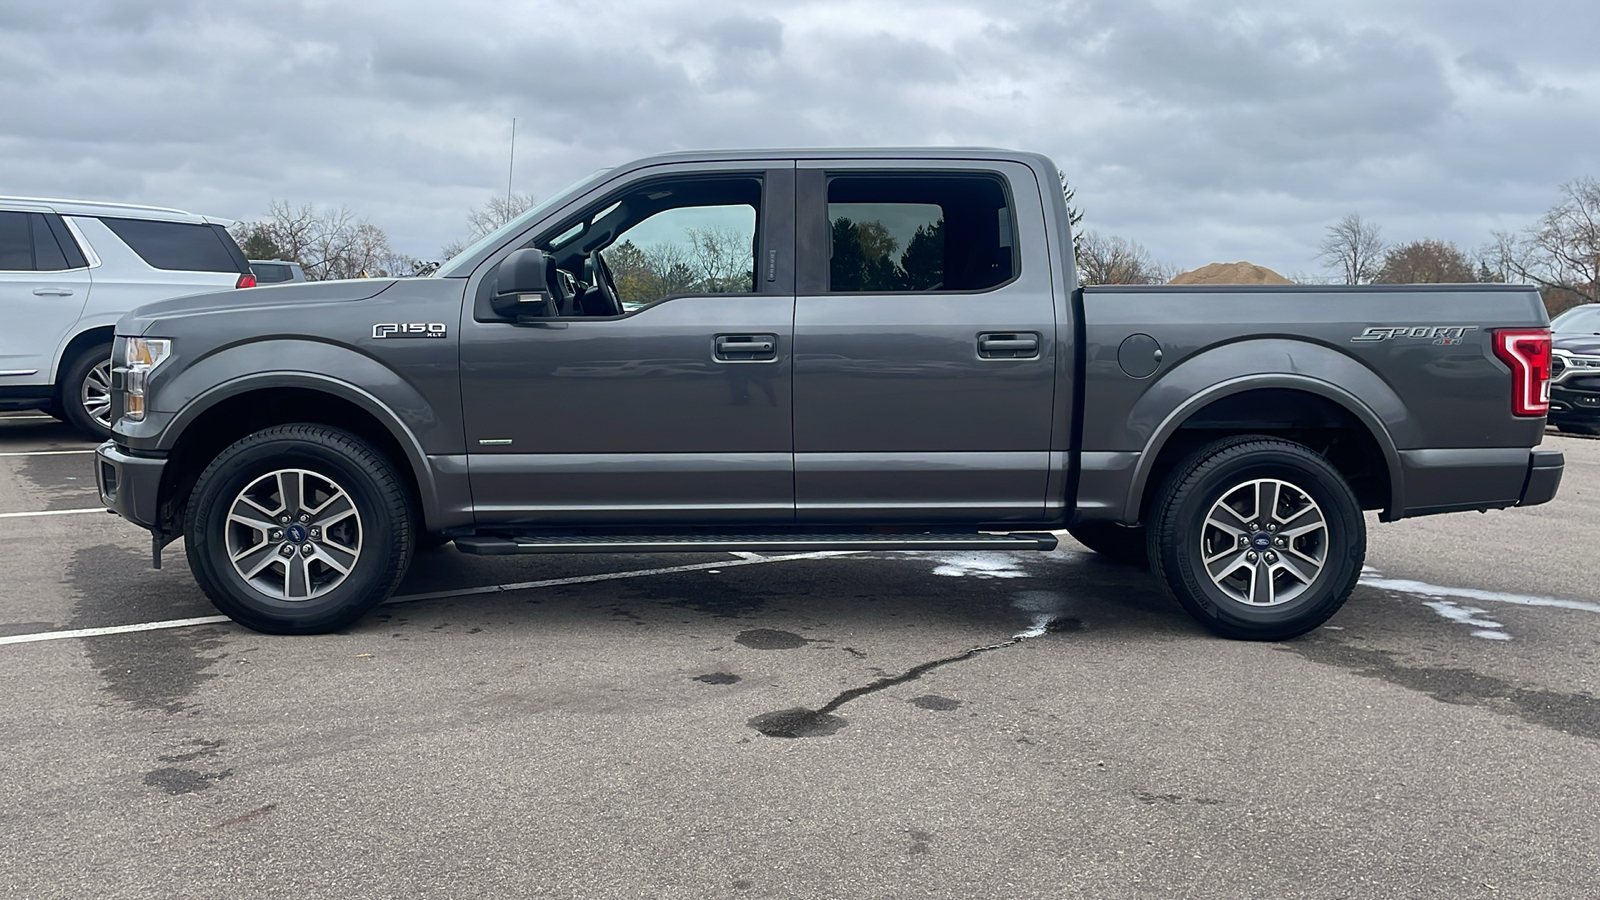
[1168,262,1293,285]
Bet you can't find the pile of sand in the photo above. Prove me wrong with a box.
[1167,262,1293,285]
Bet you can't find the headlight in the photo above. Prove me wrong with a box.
[123,337,172,423]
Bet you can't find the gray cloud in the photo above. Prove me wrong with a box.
[1,0,1597,275]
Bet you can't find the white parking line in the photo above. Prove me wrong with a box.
[0,449,95,457]
[0,507,107,519]
[0,415,56,421]
[0,550,862,647]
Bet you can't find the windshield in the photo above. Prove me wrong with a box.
[1552,305,1600,335]
[434,167,613,277]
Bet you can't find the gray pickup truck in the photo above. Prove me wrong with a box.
[95,149,1563,640]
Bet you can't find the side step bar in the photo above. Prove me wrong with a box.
[453,532,1058,555]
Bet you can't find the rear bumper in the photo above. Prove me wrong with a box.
[94,440,166,531]
[1519,449,1563,508]
[1395,446,1563,517]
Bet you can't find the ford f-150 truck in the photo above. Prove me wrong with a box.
[94,149,1564,639]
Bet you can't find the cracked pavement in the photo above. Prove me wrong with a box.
[1,412,1598,899]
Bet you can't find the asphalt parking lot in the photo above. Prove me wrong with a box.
[1,411,1597,899]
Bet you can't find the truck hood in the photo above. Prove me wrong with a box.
[119,278,398,334]
[1553,334,1600,356]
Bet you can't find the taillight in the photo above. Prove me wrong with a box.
[1491,328,1551,417]
[236,273,256,288]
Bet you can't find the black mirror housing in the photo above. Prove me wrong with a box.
[491,248,551,318]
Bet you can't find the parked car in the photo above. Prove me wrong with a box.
[1549,303,1600,434]
[249,259,307,284]
[0,196,255,438]
[97,148,1561,639]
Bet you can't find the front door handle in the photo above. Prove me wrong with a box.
[32,288,74,297]
[978,333,1039,359]
[715,334,777,361]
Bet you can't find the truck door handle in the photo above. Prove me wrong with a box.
[32,288,74,297]
[715,334,777,361]
[978,333,1039,358]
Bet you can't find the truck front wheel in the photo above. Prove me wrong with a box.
[1148,436,1365,641]
[184,424,414,635]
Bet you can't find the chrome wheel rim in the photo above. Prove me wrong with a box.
[1199,478,1327,607]
[225,469,362,601]
[82,359,113,429]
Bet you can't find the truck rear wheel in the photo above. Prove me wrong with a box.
[1148,436,1364,641]
[184,424,413,635]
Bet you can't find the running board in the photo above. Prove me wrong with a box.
[452,532,1058,555]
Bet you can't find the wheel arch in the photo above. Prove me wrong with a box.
[1125,374,1403,525]
[53,326,115,396]
[154,374,451,540]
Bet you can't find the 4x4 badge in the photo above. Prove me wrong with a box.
[372,323,447,339]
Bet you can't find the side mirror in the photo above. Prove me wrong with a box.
[490,248,552,319]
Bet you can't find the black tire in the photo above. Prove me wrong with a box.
[1066,521,1148,566]
[1147,435,1365,641]
[184,424,413,635]
[59,343,113,441]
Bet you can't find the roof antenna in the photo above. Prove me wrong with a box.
[506,118,517,210]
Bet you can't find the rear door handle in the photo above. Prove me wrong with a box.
[978,333,1039,359]
[715,334,778,361]
[32,288,74,297]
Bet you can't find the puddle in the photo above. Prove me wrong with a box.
[747,707,847,738]
[910,694,962,711]
[927,552,1030,579]
[735,628,810,650]
[694,672,741,684]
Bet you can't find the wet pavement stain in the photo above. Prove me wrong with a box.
[747,707,847,738]
[1289,638,1600,741]
[143,767,232,795]
[67,543,227,714]
[735,628,810,650]
[910,694,962,711]
[694,672,741,685]
[907,829,933,855]
[748,616,1073,738]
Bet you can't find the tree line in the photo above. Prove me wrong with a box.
[1069,175,1600,315]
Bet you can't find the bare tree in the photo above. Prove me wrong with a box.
[1317,213,1386,284]
[231,202,402,280]
[441,191,541,259]
[1373,238,1478,284]
[686,226,753,292]
[1076,231,1173,285]
[1523,176,1600,309]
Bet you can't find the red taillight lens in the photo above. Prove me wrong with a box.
[236,274,256,288]
[1491,328,1552,417]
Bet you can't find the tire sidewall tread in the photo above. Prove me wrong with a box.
[1148,435,1365,641]
[184,424,412,635]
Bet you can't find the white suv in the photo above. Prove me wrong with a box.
[0,197,256,438]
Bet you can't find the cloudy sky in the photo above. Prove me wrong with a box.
[3,0,1596,276]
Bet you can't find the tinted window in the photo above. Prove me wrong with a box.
[30,214,69,271]
[252,262,293,283]
[827,174,1014,293]
[0,212,30,270]
[100,217,241,272]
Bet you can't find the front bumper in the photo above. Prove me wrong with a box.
[95,440,166,531]
[1549,383,1600,423]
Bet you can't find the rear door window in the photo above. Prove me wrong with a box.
[99,217,243,272]
[0,212,31,270]
[824,174,1016,293]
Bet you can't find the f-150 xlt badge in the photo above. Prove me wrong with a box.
[1351,325,1478,346]
[372,323,447,339]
